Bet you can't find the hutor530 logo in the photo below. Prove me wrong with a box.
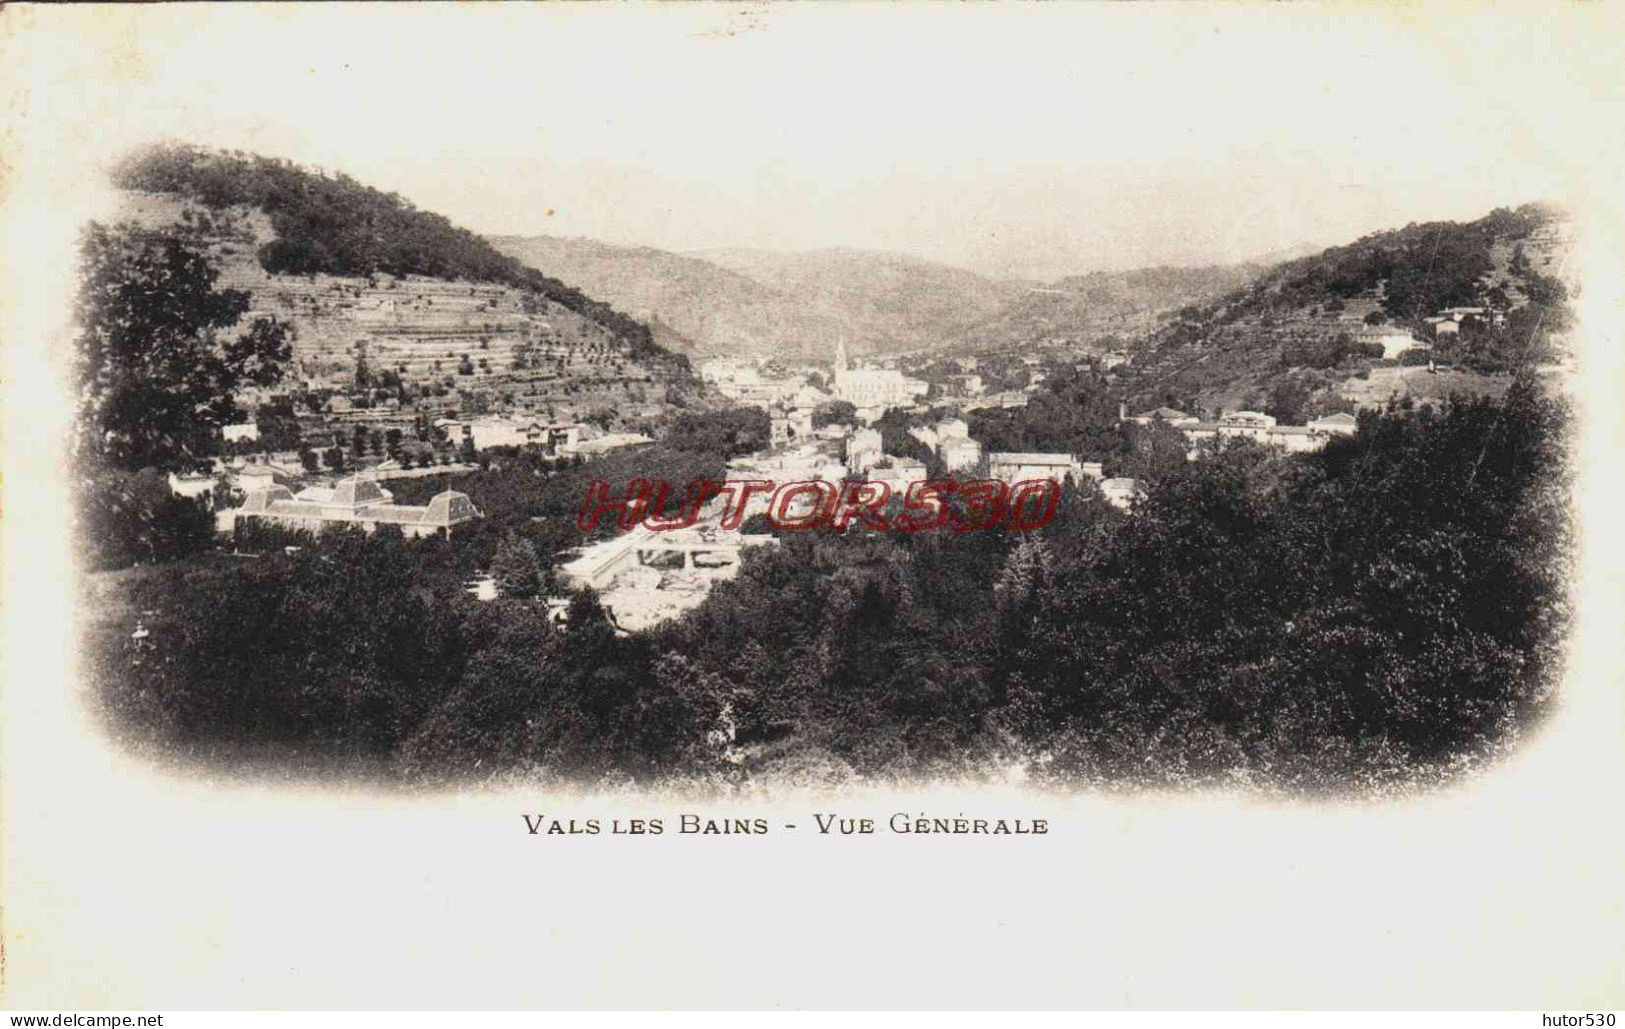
[577,478,1061,533]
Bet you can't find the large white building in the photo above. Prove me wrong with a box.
[832,338,927,409]
[570,432,655,458]
[227,476,480,538]
[867,458,929,494]
[168,471,219,500]
[1126,406,1200,428]
[988,452,1085,487]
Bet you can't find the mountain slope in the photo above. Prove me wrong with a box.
[108,146,699,424]
[691,246,1028,356]
[1116,203,1576,415]
[490,235,837,359]
[494,234,1278,364]
[493,237,1028,360]
[947,263,1266,356]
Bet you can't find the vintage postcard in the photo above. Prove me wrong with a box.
[2,1,1622,1014]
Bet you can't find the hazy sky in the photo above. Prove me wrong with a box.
[10,4,1618,281]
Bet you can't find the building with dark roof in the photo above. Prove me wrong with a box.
[227,475,480,538]
[1128,407,1200,427]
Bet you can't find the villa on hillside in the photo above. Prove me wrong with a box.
[1351,325,1425,360]
[570,432,655,457]
[1426,306,1504,337]
[1308,412,1359,436]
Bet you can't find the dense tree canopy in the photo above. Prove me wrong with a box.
[89,381,1569,793]
[73,223,292,474]
[72,224,294,570]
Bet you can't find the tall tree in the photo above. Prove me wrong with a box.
[73,223,292,474]
[490,534,544,600]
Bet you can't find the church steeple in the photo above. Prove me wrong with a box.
[834,334,848,374]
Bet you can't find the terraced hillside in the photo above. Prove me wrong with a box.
[109,148,701,426]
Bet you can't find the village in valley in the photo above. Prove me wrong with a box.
[198,326,1379,633]
[79,144,1576,792]
[200,276,1557,635]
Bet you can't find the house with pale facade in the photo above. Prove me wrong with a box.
[771,406,816,447]
[1308,412,1359,436]
[846,427,883,470]
[939,435,982,472]
[988,452,1084,487]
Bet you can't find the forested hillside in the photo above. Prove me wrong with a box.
[115,146,680,367]
[108,147,700,428]
[947,263,1265,357]
[1115,204,1576,416]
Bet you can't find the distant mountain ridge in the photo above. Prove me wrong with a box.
[492,235,1273,362]
[491,235,819,357]
[492,236,1030,361]
[946,263,1267,357]
[494,204,1570,387]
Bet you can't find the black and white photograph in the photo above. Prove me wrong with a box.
[3,1,1622,1014]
